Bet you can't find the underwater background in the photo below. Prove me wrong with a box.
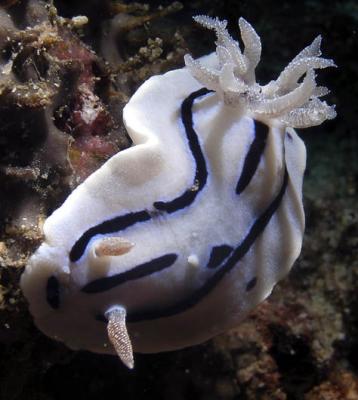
[0,0,357,399]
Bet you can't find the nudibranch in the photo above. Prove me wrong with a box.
[20,16,336,369]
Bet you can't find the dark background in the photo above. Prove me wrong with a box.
[0,1,357,399]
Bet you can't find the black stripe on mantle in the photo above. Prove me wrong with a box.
[153,87,212,212]
[69,88,212,263]
[82,253,178,293]
[126,168,289,323]
[95,167,289,323]
[46,276,60,309]
[69,211,151,263]
[206,245,233,269]
[236,120,268,195]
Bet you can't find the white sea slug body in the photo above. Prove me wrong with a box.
[20,16,336,369]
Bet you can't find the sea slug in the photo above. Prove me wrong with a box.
[20,16,336,369]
